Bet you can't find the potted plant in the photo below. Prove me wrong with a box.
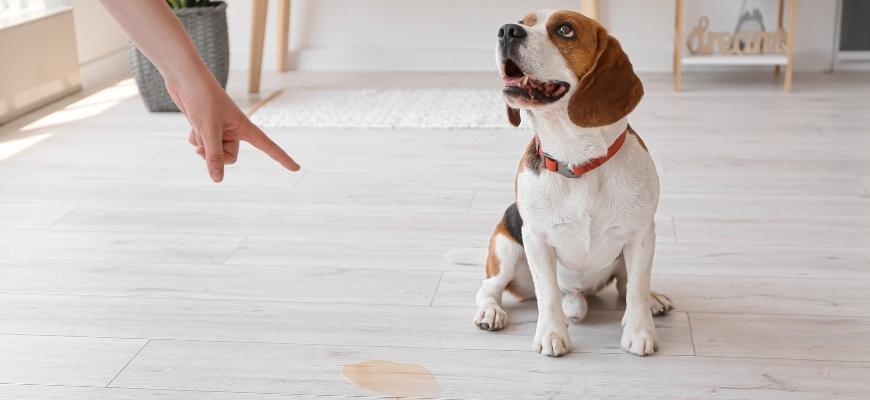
[130,0,229,112]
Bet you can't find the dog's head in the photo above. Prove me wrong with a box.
[498,10,643,128]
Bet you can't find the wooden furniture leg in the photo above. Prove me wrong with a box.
[774,0,784,76]
[581,0,599,21]
[248,0,269,93]
[276,0,291,72]
[674,0,683,91]
[784,0,796,92]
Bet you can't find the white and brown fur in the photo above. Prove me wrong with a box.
[474,10,673,357]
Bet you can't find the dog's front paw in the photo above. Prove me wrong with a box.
[533,324,572,357]
[621,320,658,356]
[474,305,507,331]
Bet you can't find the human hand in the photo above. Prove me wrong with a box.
[99,0,299,183]
[167,78,299,183]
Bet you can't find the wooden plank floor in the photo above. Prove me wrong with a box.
[1,71,870,399]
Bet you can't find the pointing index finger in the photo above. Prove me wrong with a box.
[243,124,300,172]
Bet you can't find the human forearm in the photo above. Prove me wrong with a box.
[100,0,214,88]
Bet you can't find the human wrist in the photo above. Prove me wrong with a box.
[160,57,219,92]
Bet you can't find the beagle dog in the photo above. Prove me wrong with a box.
[473,10,673,357]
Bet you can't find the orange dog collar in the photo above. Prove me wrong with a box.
[534,129,628,178]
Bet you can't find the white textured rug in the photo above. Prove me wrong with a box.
[250,88,515,129]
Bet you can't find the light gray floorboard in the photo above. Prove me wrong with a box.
[0,294,692,355]
[0,260,441,305]
[0,385,390,400]
[109,339,870,399]
[1,71,869,398]
[690,313,870,362]
[0,335,146,387]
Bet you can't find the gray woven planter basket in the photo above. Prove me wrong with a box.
[130,2,229,112]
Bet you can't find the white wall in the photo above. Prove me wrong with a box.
[226,0,838,72]
[71,0,128,64]
[70,0,131,89]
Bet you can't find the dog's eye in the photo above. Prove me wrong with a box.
[556,23,575,38]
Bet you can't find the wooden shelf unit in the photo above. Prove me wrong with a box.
[673,0,797,92]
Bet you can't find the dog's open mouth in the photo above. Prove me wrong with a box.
[501,59,569,104]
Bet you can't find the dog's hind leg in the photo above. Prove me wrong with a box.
[474,231,526,331]
[613,253,673,316]
[474,217,528,331]
[648,291,674,316]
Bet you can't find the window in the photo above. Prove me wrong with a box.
[0,0,70,29]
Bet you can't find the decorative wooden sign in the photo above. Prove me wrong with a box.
[686,16,786,55]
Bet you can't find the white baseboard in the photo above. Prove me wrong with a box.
[79,47,133,91]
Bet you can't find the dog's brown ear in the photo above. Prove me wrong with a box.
[568,31,643,128]
[506,106,521,127]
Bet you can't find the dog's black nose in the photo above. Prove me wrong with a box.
[498,23,527,45]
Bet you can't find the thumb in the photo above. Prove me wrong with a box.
[201,126,225,182]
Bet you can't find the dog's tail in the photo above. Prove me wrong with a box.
[443,248,487,267]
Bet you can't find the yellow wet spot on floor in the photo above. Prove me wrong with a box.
[341,360,441,398]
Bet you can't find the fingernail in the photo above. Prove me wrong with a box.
[210,169,223,182]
